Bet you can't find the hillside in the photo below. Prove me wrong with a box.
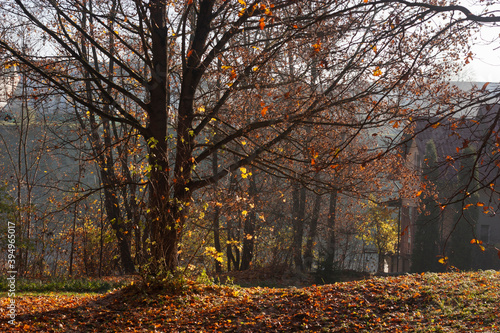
[1,271,499,332]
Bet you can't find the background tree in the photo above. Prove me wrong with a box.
[411,139,442,273]
[359,199,398,273]
[448,147,480,270]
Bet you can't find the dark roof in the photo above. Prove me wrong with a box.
[411,104,499,183]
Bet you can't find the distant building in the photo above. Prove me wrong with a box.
[397,101,500,272]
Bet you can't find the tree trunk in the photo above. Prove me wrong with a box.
[212,149,222,273]
[292,181,306,271]
[325,190,338,272]
[304,193,321,271]
[240,170,257,271]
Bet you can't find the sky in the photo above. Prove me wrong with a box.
[459,1,500,82]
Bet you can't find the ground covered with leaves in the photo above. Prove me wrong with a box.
[1,271,499,332]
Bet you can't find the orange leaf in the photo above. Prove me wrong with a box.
[470,239,477,244]
[481,82,490,92]
[187,0,193,4]
[416,190,423,197]
[401,225,408,236]
[431,122,440,128]
[259,17,265,30]
[312,42,321,53]
[477,202,484,207]
[373,67,382,76]
[229,69,237,80]
[261,106,268,116]
[187,50,193,58]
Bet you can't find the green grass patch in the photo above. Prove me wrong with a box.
[0,276,131,294]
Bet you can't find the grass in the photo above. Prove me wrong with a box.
[1,271,499,332]
[0,276,132,294]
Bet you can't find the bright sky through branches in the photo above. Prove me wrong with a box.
[459,0,500,82]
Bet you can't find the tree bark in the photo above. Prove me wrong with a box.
[325,190,338,272]
[240,170,257,271]
[212,149,222,273]
[304,193,321,271]
[292,181,307,271]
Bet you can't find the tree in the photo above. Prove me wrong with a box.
[1,0,499,276]
[448,147,480,270]
[359,199,398,273]
[411,139,442,272]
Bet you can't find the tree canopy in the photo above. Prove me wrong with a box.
[0,0,499,275]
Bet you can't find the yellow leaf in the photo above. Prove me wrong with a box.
[238,0,246,6]
[242,210,248,217]
[479,245,485,251]
[240,167,247,174]
[373,67,382,76]
[438,257,448,265]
